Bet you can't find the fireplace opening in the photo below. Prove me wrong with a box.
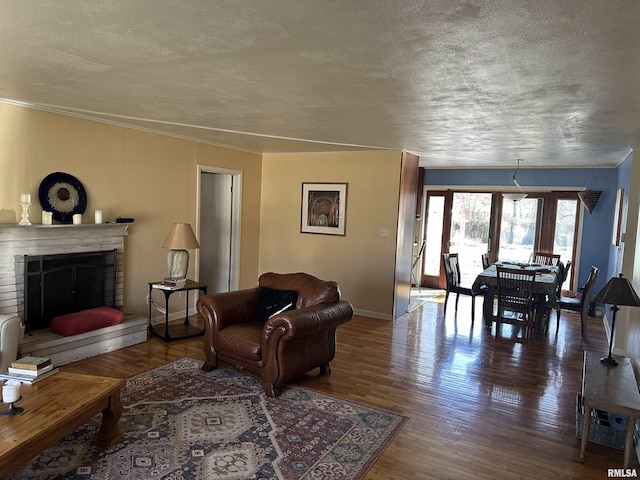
[24,250,117,332]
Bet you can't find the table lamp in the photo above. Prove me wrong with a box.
[593,273,640,366]
[162,223,200,280]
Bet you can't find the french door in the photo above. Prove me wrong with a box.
[421,192,448,289]
[422,191,493,288]
[420,190,579,290]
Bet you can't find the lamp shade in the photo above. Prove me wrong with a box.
[502,192,528,202]
[162,223,200,250]
[593,273,640,307]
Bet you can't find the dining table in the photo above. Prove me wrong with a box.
[472,261,561,334]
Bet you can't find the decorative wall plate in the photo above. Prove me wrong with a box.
[38,172,87,223]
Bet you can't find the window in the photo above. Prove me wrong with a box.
[423,194,445,280]
[420,190,580,289]
[450,192,492,286]
[499,197,541,263]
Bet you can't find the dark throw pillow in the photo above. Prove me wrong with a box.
[255,287,298,322]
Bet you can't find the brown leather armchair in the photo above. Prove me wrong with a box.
[196,272,354,397]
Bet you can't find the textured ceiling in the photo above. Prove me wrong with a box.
[0,0,638,167]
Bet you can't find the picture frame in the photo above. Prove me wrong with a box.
[301,182,347,235]
[613,187,624,246]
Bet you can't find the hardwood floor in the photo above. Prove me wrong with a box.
[60,291,635,479]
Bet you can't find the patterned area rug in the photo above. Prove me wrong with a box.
[9,358,406,480]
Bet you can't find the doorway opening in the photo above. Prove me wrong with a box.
[197,166,242,294]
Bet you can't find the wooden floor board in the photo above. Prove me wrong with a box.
[56,290,634,479]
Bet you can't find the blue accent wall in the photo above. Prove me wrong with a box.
[610,152,634,279]
[423,164,622,294]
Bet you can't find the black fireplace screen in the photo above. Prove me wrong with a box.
[23,250,117,332]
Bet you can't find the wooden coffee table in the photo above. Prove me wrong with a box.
[0,371,124,477]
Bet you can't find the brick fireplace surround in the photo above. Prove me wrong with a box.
[0,223,147,366]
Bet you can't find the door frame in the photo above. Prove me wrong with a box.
[196,165,243,292]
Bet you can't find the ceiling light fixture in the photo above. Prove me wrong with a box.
[502,159,528,202]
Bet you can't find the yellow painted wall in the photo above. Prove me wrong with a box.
[0,105,30,223]
[260,151,402,318]
[0,103,404,320]
[0,103,262,318]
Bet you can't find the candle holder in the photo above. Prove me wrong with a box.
[0,396,24,416]
[19,202,31,226]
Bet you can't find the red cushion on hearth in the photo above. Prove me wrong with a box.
[51,307,124,336]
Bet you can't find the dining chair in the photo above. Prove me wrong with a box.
[411,240,426,291]
[546,260,572,334]
[533,252,561,266]
[481,252,491,270]
[442,253,477,320]
[495,266,537,339]
[558,260,572,291]
[556,266,599,340]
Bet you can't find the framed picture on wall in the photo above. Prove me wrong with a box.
[613,187,624,246]
[301,182,347,235]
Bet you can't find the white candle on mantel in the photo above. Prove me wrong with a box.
[20,193,31,204]
[42,211,53,225]
[2,380,20,403]
[95,210,103,224]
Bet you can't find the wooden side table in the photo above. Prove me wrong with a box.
[581,349,640,467]
[148,279,207,341]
